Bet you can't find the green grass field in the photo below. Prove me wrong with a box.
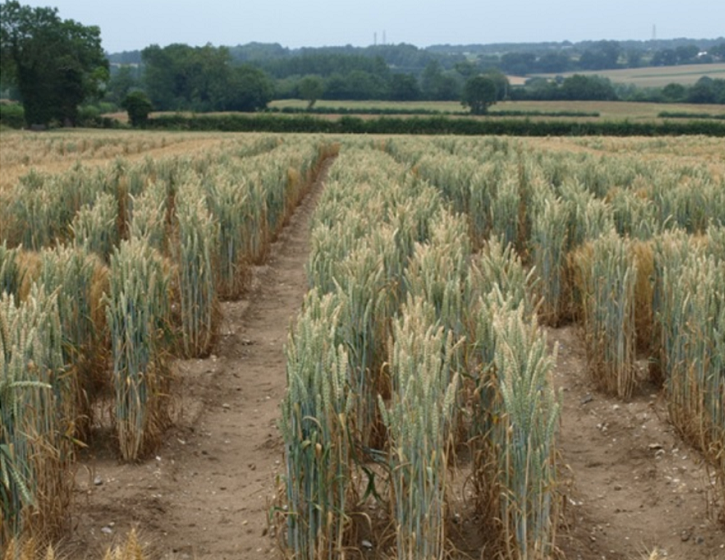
[535,63,725,88]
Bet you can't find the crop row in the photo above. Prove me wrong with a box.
[281,135,723,559]
[281,142,559,559]
[387,136,725,520]
[0,135,334,547]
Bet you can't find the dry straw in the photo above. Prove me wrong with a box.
[2,529,149,560]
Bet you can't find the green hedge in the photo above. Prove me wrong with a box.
[0,103,121,129]
[0,103,24,129]
[658,111,725,120]
[269,106,600,118]
[147,113,725,137]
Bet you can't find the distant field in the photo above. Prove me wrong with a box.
[270,99,465,113]
[269,99,725,121]
[495,100,725,120]
[535,63,725,87]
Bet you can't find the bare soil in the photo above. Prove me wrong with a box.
[65,164,324,560]
[551,326,724,560]
[64,166,724,560]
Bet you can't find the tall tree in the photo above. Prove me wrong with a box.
[106,65,139,105]
[461,75,498,115]
[421,61,461,101]
[142,44,273,112]
[389,73,421,101]
[122,90,153,127]
[0,1,108,126]
[225,65,273,111]
[298,75,324,109]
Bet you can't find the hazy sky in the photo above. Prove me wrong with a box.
[16,0,725,53]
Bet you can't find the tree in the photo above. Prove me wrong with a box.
[0,1,108,127]
[122,90,152,127]
[142,43,231,111]
[675,45,699,65]
[106,65,139,106]
[500,52,536,75]
[421,61,462,101]
[578,41,621,70]
[389,73,420,101]
[625,50,643,69]
[141,44,185,110]
[421,61,443,99]
[461,75,498,115]
[225,65,273,111]
[710,43,725,60]
[516,77,559,100]
[454,60,478,80]
[298,75,324,109]
[142,44,273,112]
[536,52,570,73]
[662,83,687,102]
[345,69,387,100]
[687,76,716,104]
[560,75,617,101]
[652,49,677,67]
[481,69,510,101]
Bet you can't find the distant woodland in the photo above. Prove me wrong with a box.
[102,39,725,113]
[1,1,724,129]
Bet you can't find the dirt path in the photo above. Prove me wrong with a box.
[551,326,724,560]
[67,164,328,560]
[63,152,725,560]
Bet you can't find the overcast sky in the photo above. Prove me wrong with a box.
[16,0,725,53]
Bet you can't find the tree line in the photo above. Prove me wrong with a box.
[512,75,725,104]
[1,1,724,129]
[111,39,725,76]
[104,45,510,115]
[103,39,725,113]
[107,38,725,105]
